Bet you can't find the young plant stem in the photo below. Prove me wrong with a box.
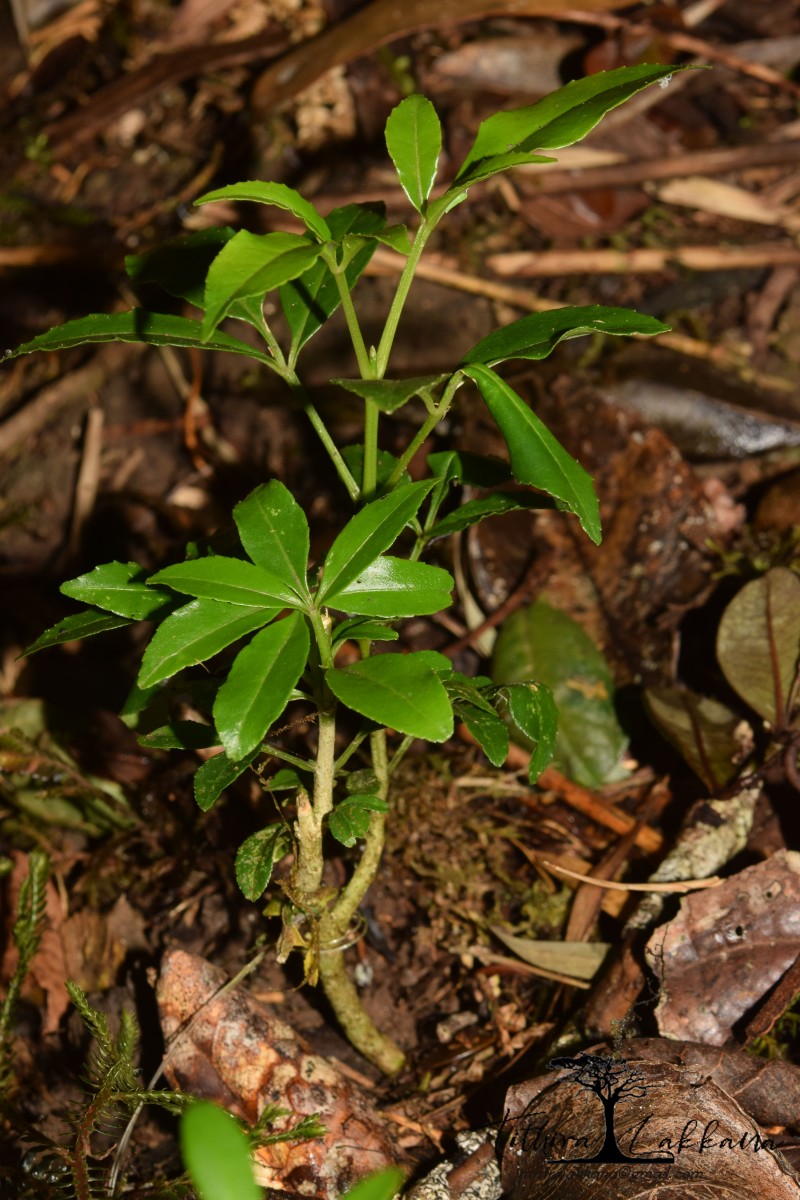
[374,218,436,379]
[284,375,360,502]
[325,249,372,381]
[362,398,380,499]
[316,933,405,1074]
[332,728,388,932]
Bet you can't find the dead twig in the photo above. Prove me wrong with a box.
[542,859,722,893]
[67,405,105,560]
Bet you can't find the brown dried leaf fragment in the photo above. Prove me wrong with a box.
[156,949,399,1199]
[501,1052,800,1199]
[647,849,800,1044]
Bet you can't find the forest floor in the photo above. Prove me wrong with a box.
[3,0,800,1196]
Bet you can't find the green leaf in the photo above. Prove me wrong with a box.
[202,231,324,340]
[139,720,218,750]
[445,673,496,714]
[332,618,399,647]
[138,598,277,687]
[458,702,509,767]
[280,204,385,355]
[463,364,600,544]
[463,305,669,367]
[456,64,682,181]
[125,227,235,307]
[60,562,173,620]
[194,750,258,812]
[324,557,453,618]
[214,613,310,760]
[150,556,302,609]
[234,481,310,601]
[375,224,411,255]
[493,602,627,787]
[327,653,453,742]
[645,687,742,792]
[502,682,558,781]
[426,491,554,541]
[329,794,389,847]
[341,445,405,492]
[181,1100,262,1200]
[22,610,133,656]
[235,824,292,901]
[716,567,800,725]
[332,375,447,414]
[342,1169,406,1200]
[453,150,554,189]
[318,480,434,603]
[385,94,442,212]
[4,311,279,366]
[195,180,331,242]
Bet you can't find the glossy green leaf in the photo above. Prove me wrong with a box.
[139,720,218,750]
[234,481,310,601]
[138,598,277,687]
[425,491,553,541]
[4,311,279,366]
[61,562,172,620]
[502,682,558,782]
[267,766,308,792]
[332,618,399,647]
[235,823,292,901]
[194,750,257,812]
[329,794,389,847]
[375,224,411,255]
[341,445,405,492]
[23,610,133,656]
[202,231,323,340]
[195,180,331,242]
[280,204,385,355]
[645,687,742,792]
[318,480,434,603]
[332,374,447,414]
[463,306,669,367]
[214,612,310,760]
[493,602,627,787]
[445,673,496,714]
[325,557,453,617]
[327,653,453,741]
[456,64,681,182]
[181,1101,262,1200]
[463,364,600,544]
[716,567,800,725]
[341,1169,406,1200]
[125,228,234,307]
[150,556,301,609]
[385,94,442,212]
[453,150,554,188]
[458,702,509,767]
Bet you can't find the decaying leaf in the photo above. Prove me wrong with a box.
[492,601,628,787]
[501,1048,800,1199]
[644,686,743,791]
[489,925,609,982]
[716,567,800,726]
[156,949,399,1198]
[648,850,800,1044]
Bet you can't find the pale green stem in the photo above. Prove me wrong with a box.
[332,728,388,933]
[374,219,436,379]
[362,398,379,499]
[262,746,316,773]
[322,248,372,381]
[284,375,359,503]
[259,318,287,368]
[387,734,415,776]
[316,939,405,1074]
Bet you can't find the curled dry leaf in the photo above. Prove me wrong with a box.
[501,1049,800,1199]
[156,949,398,1198]
[648,849,800,1044]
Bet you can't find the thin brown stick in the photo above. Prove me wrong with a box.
[542,859,722,893]
[487,242,800,277]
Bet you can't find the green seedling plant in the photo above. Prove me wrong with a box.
[9,66,680,1075]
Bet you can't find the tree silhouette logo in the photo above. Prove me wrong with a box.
[547,1052,674,1165]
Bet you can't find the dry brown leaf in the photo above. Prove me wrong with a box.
[157,949,399,1198]
[647,850,800,1044]
[501,1049,800,1198]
